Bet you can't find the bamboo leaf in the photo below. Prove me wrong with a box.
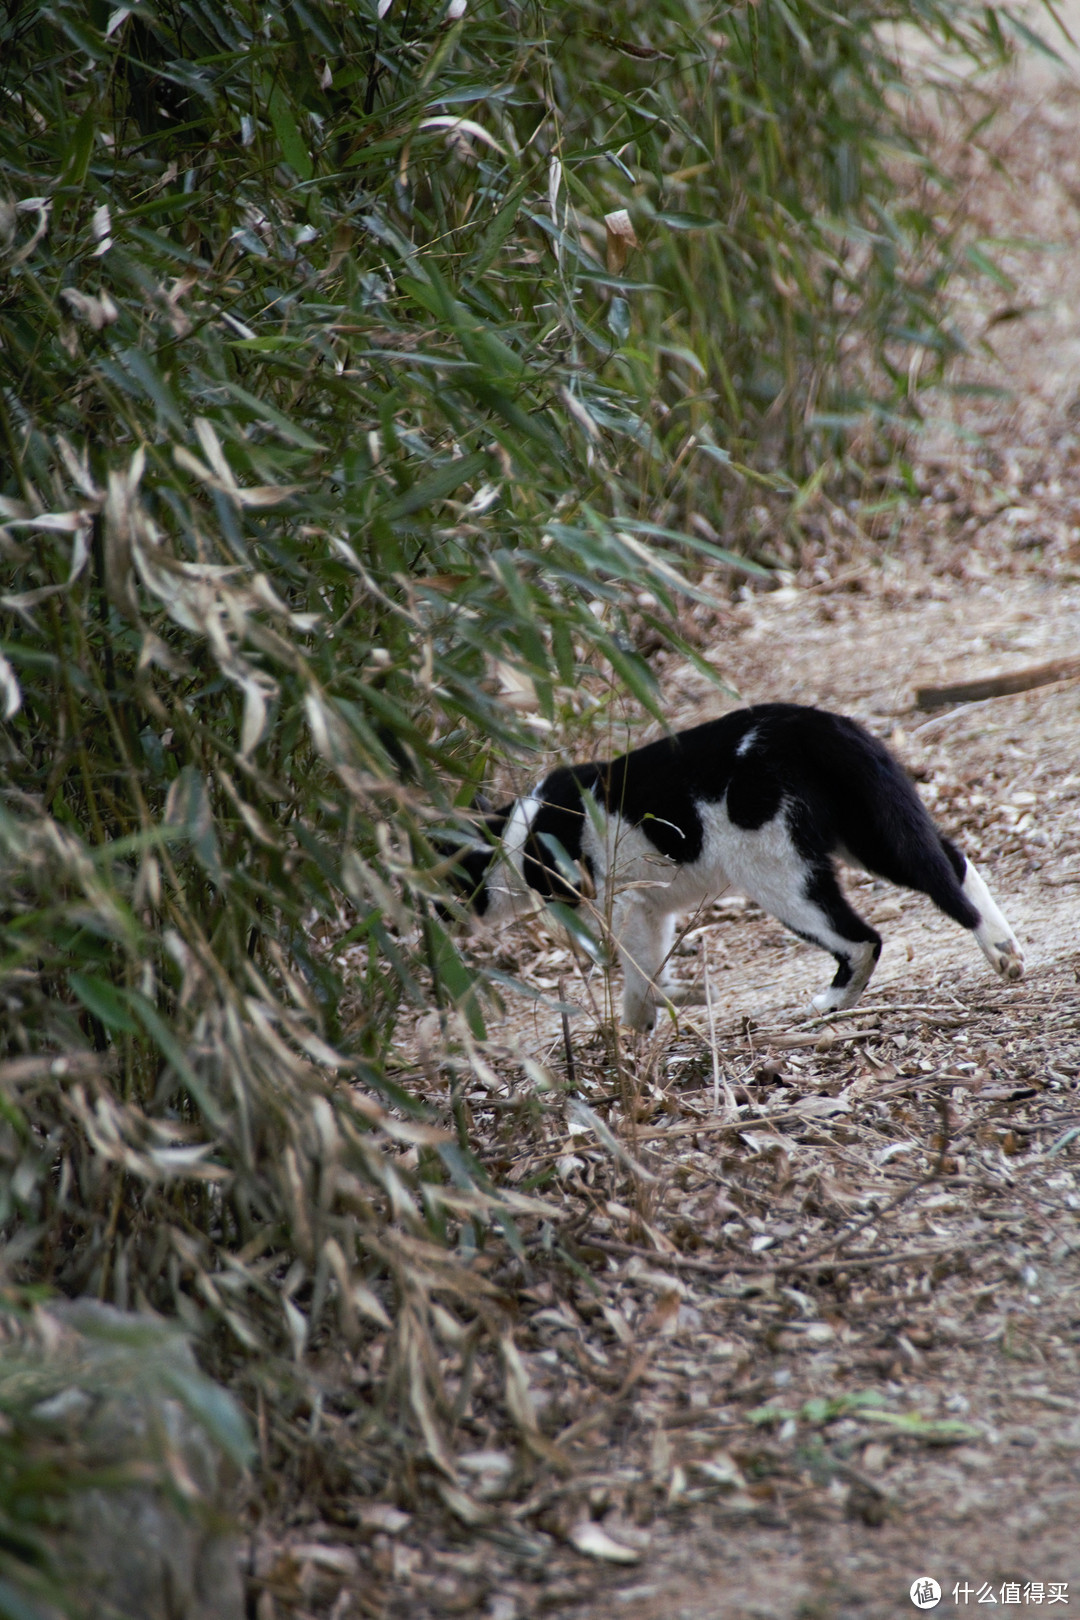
[383,451,489,520]
[267,88,314,180]
[69,973,139,1035]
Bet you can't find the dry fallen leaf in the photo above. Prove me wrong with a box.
[640,1288,682,1336]
[354,1503,412,1535]
[793,1092,852,1118]
[290,1545,359,1577]
[568,1520,642,1563]
[501,1333,539,1435]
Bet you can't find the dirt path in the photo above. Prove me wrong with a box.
[448,30,1080,1620]
[537,613,1080,1620]
[465,563,1080,1620]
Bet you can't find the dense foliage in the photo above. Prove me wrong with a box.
[0,0,1025,1602]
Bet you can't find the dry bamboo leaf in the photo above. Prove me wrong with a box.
[567,1098,658,1183]
[353,1282,392,1329]
[348,1093,450,1147]
[640,1289,682,1337]
[282,1296,308,1361]
[568,1520,642,1563]
[405,1316,457,1478]
[650,1427,672,1487]
[436,1480,489,1524]
[419,116,507,156]
[1,508,88,533]
[282,1145,315,1264]
[492,659,540,713]
[560,387,601,441]
[354,1504,411,1534]
[601,1304,634,1345]
[458,1449,513,1496]
[695,1451,747,1489]
[322,1237,360,1344]
[291,1544,359,1576]
[0,652,21,720]
[500,1334,538,1436]
[604,209,639,274]
[792,1092,852,1118]
[60,287,119,329]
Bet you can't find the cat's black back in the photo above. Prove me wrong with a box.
[537,704,959,902]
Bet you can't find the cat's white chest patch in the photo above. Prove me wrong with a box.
[581,804,676,895]
[481,791,544,921]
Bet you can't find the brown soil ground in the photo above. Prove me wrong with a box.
[553,29,1080,1618]
[259,22,1080,1620]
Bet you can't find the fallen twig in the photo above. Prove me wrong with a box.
[580,1233,984,1278]
[559,977,577,1093]
[915,654,1080,710]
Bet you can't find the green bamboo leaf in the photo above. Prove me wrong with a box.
[164,768,225,888]
[964,242,1016,290]
[747,1404,797,1427]
[655,212,723,230]
[57,104,97,189]
[426,918,486,1039]
[545,902,603,965]
[69,973,139,1034]
[120,348,185,431]
[607,297,631,344]
[267,88,314,180]
[465,380,560,451]
[222,381,327,450]
[1005,10,1067,62]
[469,176,531,279]
[867,1412,981,1442]
[123,990,226,1128]
[601,640,661,718]
[383,451,489,520]
[157,1364,255,1469]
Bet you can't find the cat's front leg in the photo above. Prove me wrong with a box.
[613,898,676,1030]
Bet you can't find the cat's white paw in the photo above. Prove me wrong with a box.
[810,985,864,1014]
[988,937,1024,982]
[621,993,657,1031]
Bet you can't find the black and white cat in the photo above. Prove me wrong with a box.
[448,703,1024,1030]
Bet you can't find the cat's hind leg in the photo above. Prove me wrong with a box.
[748,861,883,1014]
[940,839,1024,982]
[866,829,1024,984]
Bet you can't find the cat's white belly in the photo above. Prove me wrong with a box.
[595,795,817,923]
